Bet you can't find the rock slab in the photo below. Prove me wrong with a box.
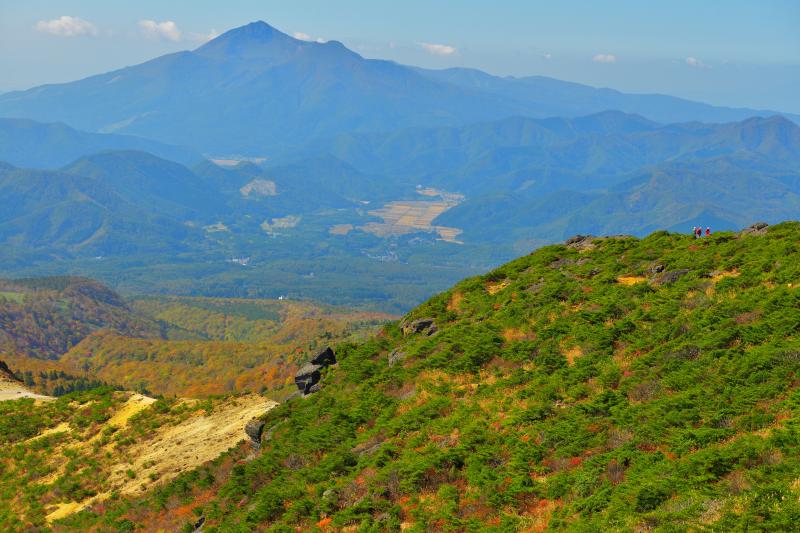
[293,347,337,395]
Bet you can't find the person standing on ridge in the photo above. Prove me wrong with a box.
[706,227,711,236]
[692,226,697,238]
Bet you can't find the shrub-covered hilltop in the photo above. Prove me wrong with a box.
[68,223,800,531]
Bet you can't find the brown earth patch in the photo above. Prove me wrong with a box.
[487,280,510,295]
[447,291,464,312]
[329,224,354,235]
[564,346,584,365]
[617,276,647,286]
[502,328,535,342]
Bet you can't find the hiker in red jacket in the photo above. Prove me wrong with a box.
[695,227,702,238]
[705,227,711,236]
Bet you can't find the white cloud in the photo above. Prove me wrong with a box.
[35,16,97,37]
[542,53,553,60]
[685,56,711,69]
[592,53,617,64]
[139,19,181,41]
[418,42,457,56]
[293,31,326,43]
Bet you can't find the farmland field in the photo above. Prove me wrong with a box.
[355,188,465,243]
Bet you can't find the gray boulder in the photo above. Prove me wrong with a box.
[654,269,690,285]
[402,318,437,337]
[564,235,593,246]
[294,363,322,394]
[740,222,769,237]
[310,347,336,366]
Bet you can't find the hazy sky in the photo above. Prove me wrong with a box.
[1,0,799,113]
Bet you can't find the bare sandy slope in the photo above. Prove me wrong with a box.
[44,392,277,522]
[108,394,277,495]
[0,371,53,401]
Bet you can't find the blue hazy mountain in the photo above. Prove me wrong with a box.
[415,67,798,126]
[0,21,795,155]
[0,118,203,169]
[0,151,225,260]
[0,162,194,260]
[289,111,800,194]
[282,112,800,239]
[2,112,798,264]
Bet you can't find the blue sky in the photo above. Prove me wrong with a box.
[2,0,799,112]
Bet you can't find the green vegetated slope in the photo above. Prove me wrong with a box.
[67,222,800,532]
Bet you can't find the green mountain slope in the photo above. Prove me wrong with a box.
[0,151,227,261]
[62,150,224,220]
[63,222,800,531]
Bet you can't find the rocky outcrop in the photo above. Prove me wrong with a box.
[739,222,769,237]
[310,347,336,366]
[294,347,336,395]
[549,257,576,269]
[0,361,20,383]
[401,318,437,337]
[653,269,690,286]
[244,418,266,445]
[564,234,632,251]
[565,235,592,245]
[294,363,323,394]
[564,235,595,250]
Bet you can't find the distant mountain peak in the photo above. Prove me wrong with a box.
[209,20,284,43]
[195,20,303,59]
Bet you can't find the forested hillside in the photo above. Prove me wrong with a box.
[0,277,392,397]
[56,221,800,531]
[0,276,157,359]
[61,297,392,397]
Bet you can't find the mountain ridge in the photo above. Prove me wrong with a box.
[0,117,202,168]
[0,20,796,155]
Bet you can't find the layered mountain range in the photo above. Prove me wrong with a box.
[0,21,798,311]
[0,21,796,155]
